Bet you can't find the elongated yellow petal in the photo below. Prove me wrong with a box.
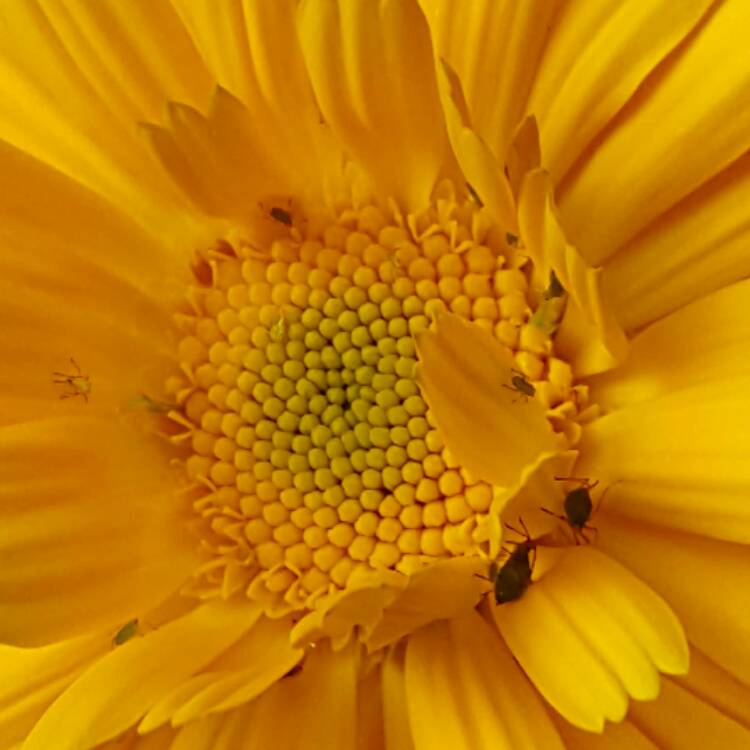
[415,312,558,487]
[138,616,301,731]
[518,169,627,374]
[38,0,213,127]
[405,613,564,749]
[676,647,750,731]
[578,380,750,543]
[0,418,196,647]
[492,546,687,731]
[171,0,343,201]
[24,601,262,750]
[0,3,194,233]
[591,277,750,410]
[234,643,358,749]
[596,514,750,686]
[558,0,750,264]
[492,548,688,731]
[629,678,750,748]
[603,150,750,332]
[554,718,659,750]
[297,0,452,211]
[0,634,107,747]
[357,666,386,750]
[382,647,416,750]
[435,58,517,232]
[421,0,562,163]
[528,0,715,178]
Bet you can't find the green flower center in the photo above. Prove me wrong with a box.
[167,186,586,614]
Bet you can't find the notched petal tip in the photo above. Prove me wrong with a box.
[435,58,517,231]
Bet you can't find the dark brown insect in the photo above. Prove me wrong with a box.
[542,476,602,544]
[477,518,539,604]
[270,206,293,226]
[502,368,535,401]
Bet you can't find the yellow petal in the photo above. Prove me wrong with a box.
[24,601,262,750]
[0,139,183,424]
[421,0,563,163]
[528,0,715,178]
[233,642,357,749]
[297,0,452,211]
[139,615,301,730]
[382,647,416,750]
[676,647,750,731]
[36,1,213,128]
[0,3,193,233]
[364,557,486,651]
[518,168,628,375]
[0,417,196,647]
[0,633,107,748]
[596,514,750,685]
[558,0,750,265]
[603,150,750,332]
[553,718,659,750]
[629,678,750,749]
[492,547,687,731]
[488,449,578,560]
[415,312,558,487]
[357,663,385,750]
[170,0,342,202]
[577,380,750,543]
[434,58,517,231]
[591,277,750,410]
[405,613,564,749]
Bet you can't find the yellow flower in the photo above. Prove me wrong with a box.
[2,1,749,748]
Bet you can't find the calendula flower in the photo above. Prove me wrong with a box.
[2,1,749,748]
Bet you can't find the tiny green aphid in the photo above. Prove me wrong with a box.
[544,269,565,300]
[270,206,293,226]
[113,618,139,646]
[502,368,535,401]
[542,476,600,544]
[52,357,91,402]
[129,394,173,413]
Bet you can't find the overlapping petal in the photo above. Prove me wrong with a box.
[602,150,750,332]
[492,546,687,732]
[0,417,196,647]
[558,0,750,265]
[527,0,716,178]
[297,0,454,211]
[23,601,262,750]
[577,379,750,543]
[595,514,750,686]
[415,312,558,488]
[405,612,564,749]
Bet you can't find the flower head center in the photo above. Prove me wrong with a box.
[167,186,589,615]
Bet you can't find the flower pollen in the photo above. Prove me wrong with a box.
[166,185,592,618]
